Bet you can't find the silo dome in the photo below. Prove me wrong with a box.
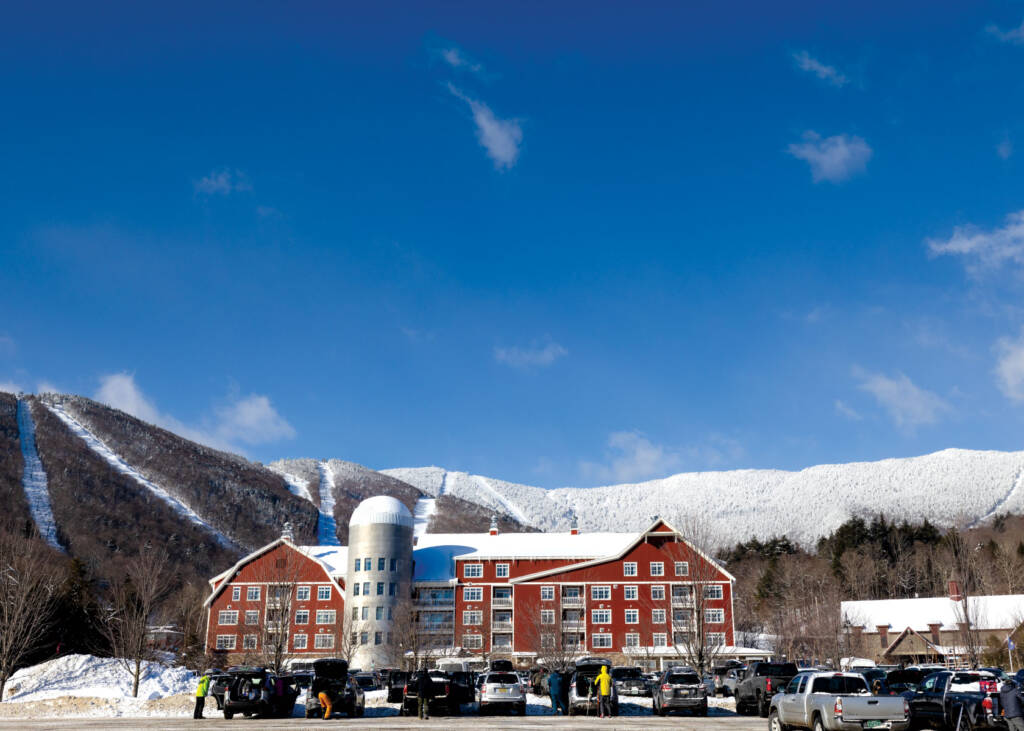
[349,495,414,528]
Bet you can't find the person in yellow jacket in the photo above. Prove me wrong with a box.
[593,666,613,718]
[193,672,211,720]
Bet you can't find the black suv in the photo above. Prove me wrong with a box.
[221,667,299,720]
[387,670,408,703]
[305,659,364,719]
[401,669,460,716]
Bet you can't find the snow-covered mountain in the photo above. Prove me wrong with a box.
[383,448,1024,545]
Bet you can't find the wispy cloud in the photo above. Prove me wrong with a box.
[440,46,484,75]
[493,341,567,368]
[447,83,523,170]
[792,51,849,87]
[0,380,22,394]
[788,132,872,183]
[580,431,684,484]
[997,136,1013,160]
[927,210,1024,273]
[95,372,294,453]
[854,368,951,428]
[834,399,863,420]
[987,20,1024,44]
[194,168,252,196]
[995,328,1024,402]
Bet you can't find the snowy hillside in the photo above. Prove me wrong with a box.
[384,448,1024,544]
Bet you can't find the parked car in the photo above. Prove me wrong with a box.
[386,670,408,703]
[304,659,364,720]
[653,667,708,716]
[769,671,910,731]
[612,666,650,697]
[208,671,232,710]
[353,673,379,691]
[905,670,1002,730]
[401,670,460,716]
[887,669,930,695]
[567,657,619,717]
[850,667,889,691]
[714,665,744,696]
[221,667,299,720]
[476,671,526,715]
[448,670,476,706]
[489,659,515,672]
[736,661,799,717]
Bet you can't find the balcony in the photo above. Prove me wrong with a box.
[416,597,455,607]
[671,596,694,607]
[561,596,584,608]
[418,622,455,634]
[492,621,514,632]
[561,620,585,631]
[491,596,513,608]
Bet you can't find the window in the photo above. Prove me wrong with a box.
[389,558,397,572]
[361,582,370,596]
[674,561,689,577]
[218,610,238,625]
[623,561,637,577]
[244,610,259,625]
[361,607,369,620]
[376,582,384,596]
[294,610,309,625]
[242,634,257,650]
[315,634,336,649]
[374,631,383,645]
[215,635,236,650]
[296,586,310,601]
[653,632,667,647]
[591,585,611,601]
[354,558,361,571]
[463,587,483,602]
[231,586,241,601]
[464,564,483,578]
[351,607,358,620]
[592,633,612,649]
[388,583,396,596]
[388,607,393,620]
[704,585,724,600]
[247,586,261,601]
[541,634,555,648]
[318,586,332,600]
[360,632,368,645]
[376,606,384,620]
[591,609,612,624]
[625,633,640,648]
[650,561,664,576]
[353,584,360,597]
[705,609,725,624]
[293,634,307,649]
[541,610,555,624]
[651,585,665,600]
[541,586,555,601]
[363,557,370,569]
[463,611,482,625]
[378,557,386,571]
[463,634,483,649]
[652,609,666,623]
[496,563,509,578]
[316,610,337,624]
[624,585,638,600]
[625,609,639,624]
[707,632,726,647]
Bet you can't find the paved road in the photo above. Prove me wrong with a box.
[0,716,768,730]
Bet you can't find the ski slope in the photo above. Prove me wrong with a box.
[15,400,62,550]
[316,460,340,546]
[45,403,237,549]
[384,447,1024,545]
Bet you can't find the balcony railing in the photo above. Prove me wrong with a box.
[561,596,584,607]
[561,620,585,630]
[671,596,694,607]
[418,623,455,633]
[491,596,513,608]
[416,597,455,607]
[492,621,514,632]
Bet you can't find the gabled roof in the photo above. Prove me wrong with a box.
[882,626,942,657]
[842,594,1024,633]
[508,518,736,584]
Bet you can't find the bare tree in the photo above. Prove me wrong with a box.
[100,546,172,698]
[517,601,577,672]
[249,548,306,673]
[0,530,61,702]
[946,529,983,668]
[167,581,207,668]
[390,593,431,670]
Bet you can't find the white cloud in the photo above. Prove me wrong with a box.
[493,341,567,368]
[0,380,22,394]
[834,399,863,420]
[447,84,523,170]
[995,329,1024,402]
[36,381,59,395]
[788,132,872,183]
[997,137,1013,160]
[987,20,1024,44]
[580,431,684,484]
[854,368,951,428]
[926,210,1024,273]
[94,372,294,452]
[792,51,848,87]
[441,47,484,75]
[193,169,252,196]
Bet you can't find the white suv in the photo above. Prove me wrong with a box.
[477,671,526,715]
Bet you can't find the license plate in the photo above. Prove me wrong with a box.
[864,721,889,729]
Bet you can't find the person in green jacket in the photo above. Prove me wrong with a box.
[194,672,211,720]
[593,666,613,718]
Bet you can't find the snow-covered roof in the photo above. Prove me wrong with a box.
[297,545,348,575]
[843,595,1024,633]
[349,496,414,528]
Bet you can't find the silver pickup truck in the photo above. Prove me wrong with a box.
[769,671,910,731]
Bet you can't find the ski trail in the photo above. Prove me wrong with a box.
[16,400,63,550]
[279,472,313,503]
[971,466,1024,527]
[45,403,237,550]
[473,475,530,525]
[316,461,340,546]
[412,471,447,537]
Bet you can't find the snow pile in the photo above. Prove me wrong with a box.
[2,654,195,703]
[385,448,1024,544]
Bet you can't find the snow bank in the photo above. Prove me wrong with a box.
[2,654,195,703]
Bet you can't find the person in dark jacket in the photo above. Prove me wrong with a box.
[1001,679,1024,731]
[417,670,436,720]
[548,670,564,714]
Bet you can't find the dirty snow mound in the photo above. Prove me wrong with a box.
[3,654,195,703]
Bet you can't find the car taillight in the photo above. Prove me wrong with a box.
[662,684,672,691]
[904,699,910,719]
[403,684,407,694]
[445,684,450,695]
[834,697,843,719]
[766,678,772,693]
[983,698,993,711]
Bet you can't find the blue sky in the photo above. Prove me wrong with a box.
[3,1,1024,487]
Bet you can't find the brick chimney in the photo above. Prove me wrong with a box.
[948,569,963,601]
[489,514,499,536]
[877,625,889,647]
[928,623,942,645]
[570,516,579,536]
